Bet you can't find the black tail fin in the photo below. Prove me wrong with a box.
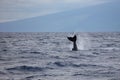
[67,35,77,42]
[67,35,78,51]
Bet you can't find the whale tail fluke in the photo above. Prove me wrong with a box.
[67,35,78,51]
[67,35,77,42]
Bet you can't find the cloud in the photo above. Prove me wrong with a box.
[0,0,113,23]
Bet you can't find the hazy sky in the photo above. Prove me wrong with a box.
[0,0,113,23]
[0,0,120,32]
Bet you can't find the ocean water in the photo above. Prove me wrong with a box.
[0,32,120,80]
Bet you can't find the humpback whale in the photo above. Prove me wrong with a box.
[67,35,78,51]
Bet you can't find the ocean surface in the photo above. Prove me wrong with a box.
[0,32,120,80]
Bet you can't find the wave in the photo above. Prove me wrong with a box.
[30,51,42,54]
[0,71,6,75]
[6,65,52,72]
[48,61,105,68]
[73,70,116,78]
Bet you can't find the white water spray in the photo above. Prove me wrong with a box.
[77,33,91,50]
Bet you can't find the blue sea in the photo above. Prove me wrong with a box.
[0,32,120,80]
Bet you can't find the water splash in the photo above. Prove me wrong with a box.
[67,33,91,50]
[77,33,91,50]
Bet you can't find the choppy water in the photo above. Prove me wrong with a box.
[0,32,120,80]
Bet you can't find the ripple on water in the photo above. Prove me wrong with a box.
[6,65,52,72]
